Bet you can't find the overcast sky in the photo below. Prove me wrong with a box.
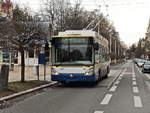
[12,0,150,46]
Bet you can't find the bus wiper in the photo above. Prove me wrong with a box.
[76,63,92,66]
[55,62,65,67]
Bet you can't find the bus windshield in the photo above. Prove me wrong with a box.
[53,37,93,66]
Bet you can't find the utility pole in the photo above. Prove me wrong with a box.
[109,33,112,54]
[114,39,117,63]
[118,43,120,56]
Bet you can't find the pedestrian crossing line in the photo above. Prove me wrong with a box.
[109,86,117,92]
[145,74,150,80]
[133,87,139,93]
[100,94,112,105]
[132,81,137,86]
[133,96,143,108]
[94,111,104,113]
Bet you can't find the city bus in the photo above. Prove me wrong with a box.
[51,30,110,83]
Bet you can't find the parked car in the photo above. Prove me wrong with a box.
[133,58,140,64]
[142,61,150,73]
[136,59,146,67]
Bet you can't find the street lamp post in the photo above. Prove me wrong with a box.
[109,33,112,54]
[114,39,117,63]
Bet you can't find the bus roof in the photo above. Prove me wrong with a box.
[52,30,109,48]
[58,30,96,36]
[52,35,94,38]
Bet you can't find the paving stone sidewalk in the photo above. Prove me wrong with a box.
[1,65,51,82]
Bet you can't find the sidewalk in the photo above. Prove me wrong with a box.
[8,65,51,82]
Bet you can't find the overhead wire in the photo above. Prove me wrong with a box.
[22,1,150,9]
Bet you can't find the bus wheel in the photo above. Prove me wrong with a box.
[98,70,102,81]
[60,81,67,85]
[105,73,108,78]
[107,67,110,74]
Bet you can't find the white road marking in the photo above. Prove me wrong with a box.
[118,77,122,80]
[133,96,143,108]
[132,81,137,86]
[132,74,136,78]
[109,86,117,92]
[120,74,123,77]
[100,94,112,105]
[145,74,150,80]
[133,87,139,93]
[94,111,104,113]
[115,81,120,85]
[136,66,142,74]
[132,77,136,81]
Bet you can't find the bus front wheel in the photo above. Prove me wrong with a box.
[98,70,102,81]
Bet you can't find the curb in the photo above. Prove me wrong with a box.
[0,82,57,103]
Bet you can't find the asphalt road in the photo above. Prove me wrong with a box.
[1,60,150,113]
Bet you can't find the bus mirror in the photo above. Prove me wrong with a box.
[94,43,99,50]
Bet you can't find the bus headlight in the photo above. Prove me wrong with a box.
[85,68,94,76]
[51,68,59,75]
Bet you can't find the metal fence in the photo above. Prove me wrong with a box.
[0,65,51,82]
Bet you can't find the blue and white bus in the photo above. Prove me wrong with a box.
[51,30,110,83]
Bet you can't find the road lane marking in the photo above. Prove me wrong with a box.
[132,81,137,86]
[145,74,150,80]
[132,77,136,81]
[100,94,112,105]
[94,111,104,113]
[133,87,139,93]
[133,96,143,108]
[109,86,117,92]
[136,66,142,74]
[118,77,122,81]
[108,68,126,89]
[120,74,123,77]
[115,81,120,85]
[132,74,136,78]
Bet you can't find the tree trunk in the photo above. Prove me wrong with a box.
[21,51,25,82]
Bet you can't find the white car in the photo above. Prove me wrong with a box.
[137,60,146,67]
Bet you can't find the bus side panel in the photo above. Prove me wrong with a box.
[94,63,106,79]
[94,64,99,80]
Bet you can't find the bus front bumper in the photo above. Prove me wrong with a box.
[51,73,96,82]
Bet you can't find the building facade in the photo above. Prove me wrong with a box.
[0,0,13,18]
[146,19,150,42]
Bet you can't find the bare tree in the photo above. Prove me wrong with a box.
[41,0,125,61]
[0,5,47,82]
